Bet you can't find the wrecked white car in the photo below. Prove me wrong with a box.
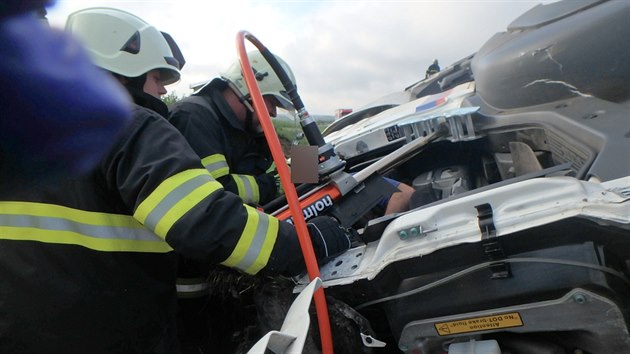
[246,0,630,353]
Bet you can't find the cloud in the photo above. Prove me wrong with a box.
[47,0,554,114]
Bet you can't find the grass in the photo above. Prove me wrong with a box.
[272,119,329,146]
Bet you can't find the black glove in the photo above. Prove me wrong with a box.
[263,216,353,277]
[256,172,279,204]
[307,216,352,265]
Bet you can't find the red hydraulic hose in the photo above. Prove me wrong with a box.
[235,31,334,354]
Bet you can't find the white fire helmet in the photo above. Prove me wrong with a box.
[65,7,181,85]
[220,50,296,111]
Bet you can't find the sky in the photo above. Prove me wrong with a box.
[46,0,556,115]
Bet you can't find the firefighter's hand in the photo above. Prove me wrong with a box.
[258,172,279,199]
[265,162,283,196]
[307,216,352,265]
[264,216,353,277]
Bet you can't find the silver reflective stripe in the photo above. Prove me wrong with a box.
[0,214,160,242]
[176,283,209,293]
[231,209,269,271]
[205,160,229,174]
[234,174,257,204]
[220,206,278,274]
[202,155,229,179]
[143,174,211,232]
[0,201,171,252]
[176,278,210,298]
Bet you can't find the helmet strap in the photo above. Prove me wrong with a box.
[225,80,254,113]
[125,74,147,91]
[244,108,255,133]
[223,79,257,133]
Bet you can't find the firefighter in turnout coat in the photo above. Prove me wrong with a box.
[168,51,293,208]
[0,8,352,353]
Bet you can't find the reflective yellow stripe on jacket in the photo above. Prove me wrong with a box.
[221,205,278,274]
[134,168,277,274]
[0,201,171,253]
[232,174,260,204]
[134,168,223,238]
[201,154,229,179]
[202,154,260,204]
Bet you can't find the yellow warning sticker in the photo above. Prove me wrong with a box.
[434,312,523,336]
